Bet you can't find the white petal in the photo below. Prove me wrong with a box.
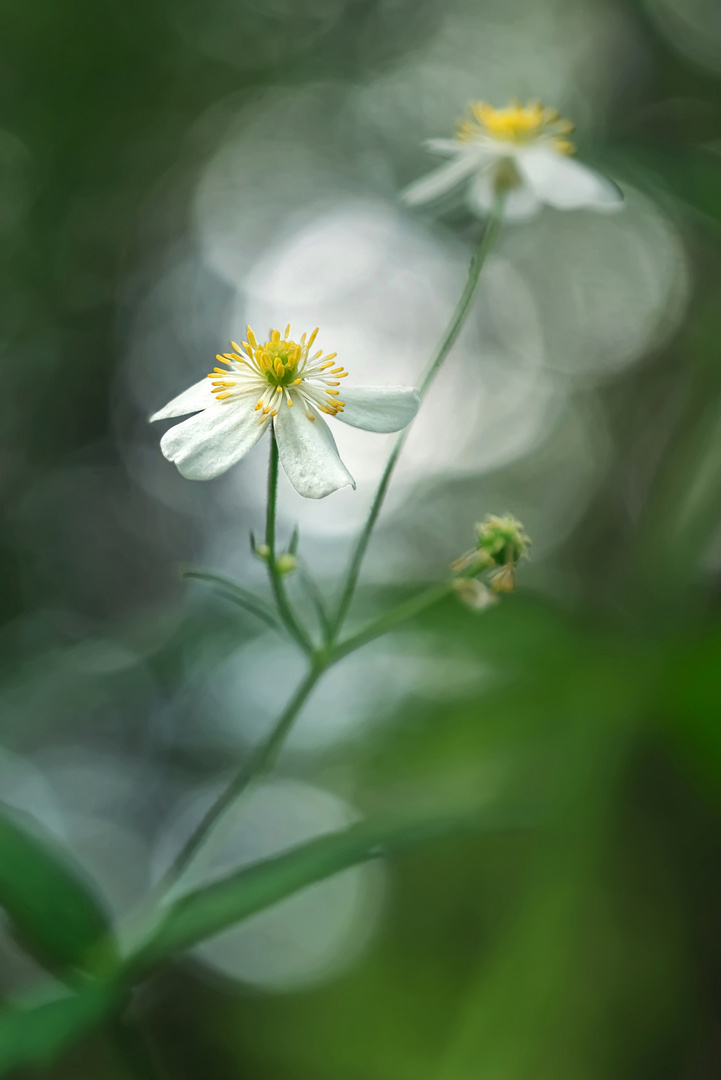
[423,138,465,156]
[519,148,624,211]
[274,402,355,500]
[150,378,213,422]
[402,153,482,207]
[160,398,266,481]
[467,170,541,222]
[333,386,420,433]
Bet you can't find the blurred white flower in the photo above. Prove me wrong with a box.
[151,324,419,498]
[403,100,623,222]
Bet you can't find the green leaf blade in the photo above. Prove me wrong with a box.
[0,805,118,977]
[134,808,519,973]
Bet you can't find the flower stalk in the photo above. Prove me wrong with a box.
[331,188,507,636]
[159,193,508,894]
[265,430,314,654]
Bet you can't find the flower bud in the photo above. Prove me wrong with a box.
[276,553,297,575]
[451,513,530,595]
[474,514,530,568]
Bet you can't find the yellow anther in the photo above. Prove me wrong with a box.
[255,401,262,411]
[320,361,335,370]
[275,385,283,393]
[246,327,258,348]
[230,341,243,354]
[307,327,319,348]
[214,391,233,399]
[326,389,340,396]
[284,323,291,338]
[274,358,285,376]
[287,398,293,406]
[293,378,303,385]
[216,354,231,364]
[336,400,345,407]
[271,329,280,344]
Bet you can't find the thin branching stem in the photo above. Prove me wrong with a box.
[331,194,506,637]
[161,200,505,891]
[332,583,452,662]
[265,430,314,654]
[159,661,325,891]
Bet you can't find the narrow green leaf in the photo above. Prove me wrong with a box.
[0,983,119,1077]
[182,568,284,632]
[0,805,117,976]
[132,808,521,974]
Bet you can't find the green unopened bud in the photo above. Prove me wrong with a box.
[276,553,297,575]
[451,513,530,595]
[475,514,530,569]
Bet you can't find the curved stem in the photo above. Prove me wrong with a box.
[160,663,324,891]
[333,583,452,662]
[160,202,504,892]
[331,197,505,637]
[266,430,314,654]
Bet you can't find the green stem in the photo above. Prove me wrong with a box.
[265,430,314,654]
[160,663,324,891]
[331,194,505,637]
[333,583,452,662]
[159,583,452,891]
[160,201,504,891]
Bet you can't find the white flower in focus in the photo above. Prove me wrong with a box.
[403,100,623,222]
[150,325,420,498]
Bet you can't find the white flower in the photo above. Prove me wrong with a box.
[403,100,623,222]
[150,324,420,498]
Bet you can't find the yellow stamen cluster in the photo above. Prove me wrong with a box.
[207,324,349,425]
[457,99,576,155]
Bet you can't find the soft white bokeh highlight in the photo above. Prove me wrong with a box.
[154,778,386,991]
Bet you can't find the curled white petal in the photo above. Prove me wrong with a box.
[159,398,266,480]
[334,386,420,433]
[519,148,624,211]
[402,152,484,207]
[274,400,355,499]
[150,378,214,422]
